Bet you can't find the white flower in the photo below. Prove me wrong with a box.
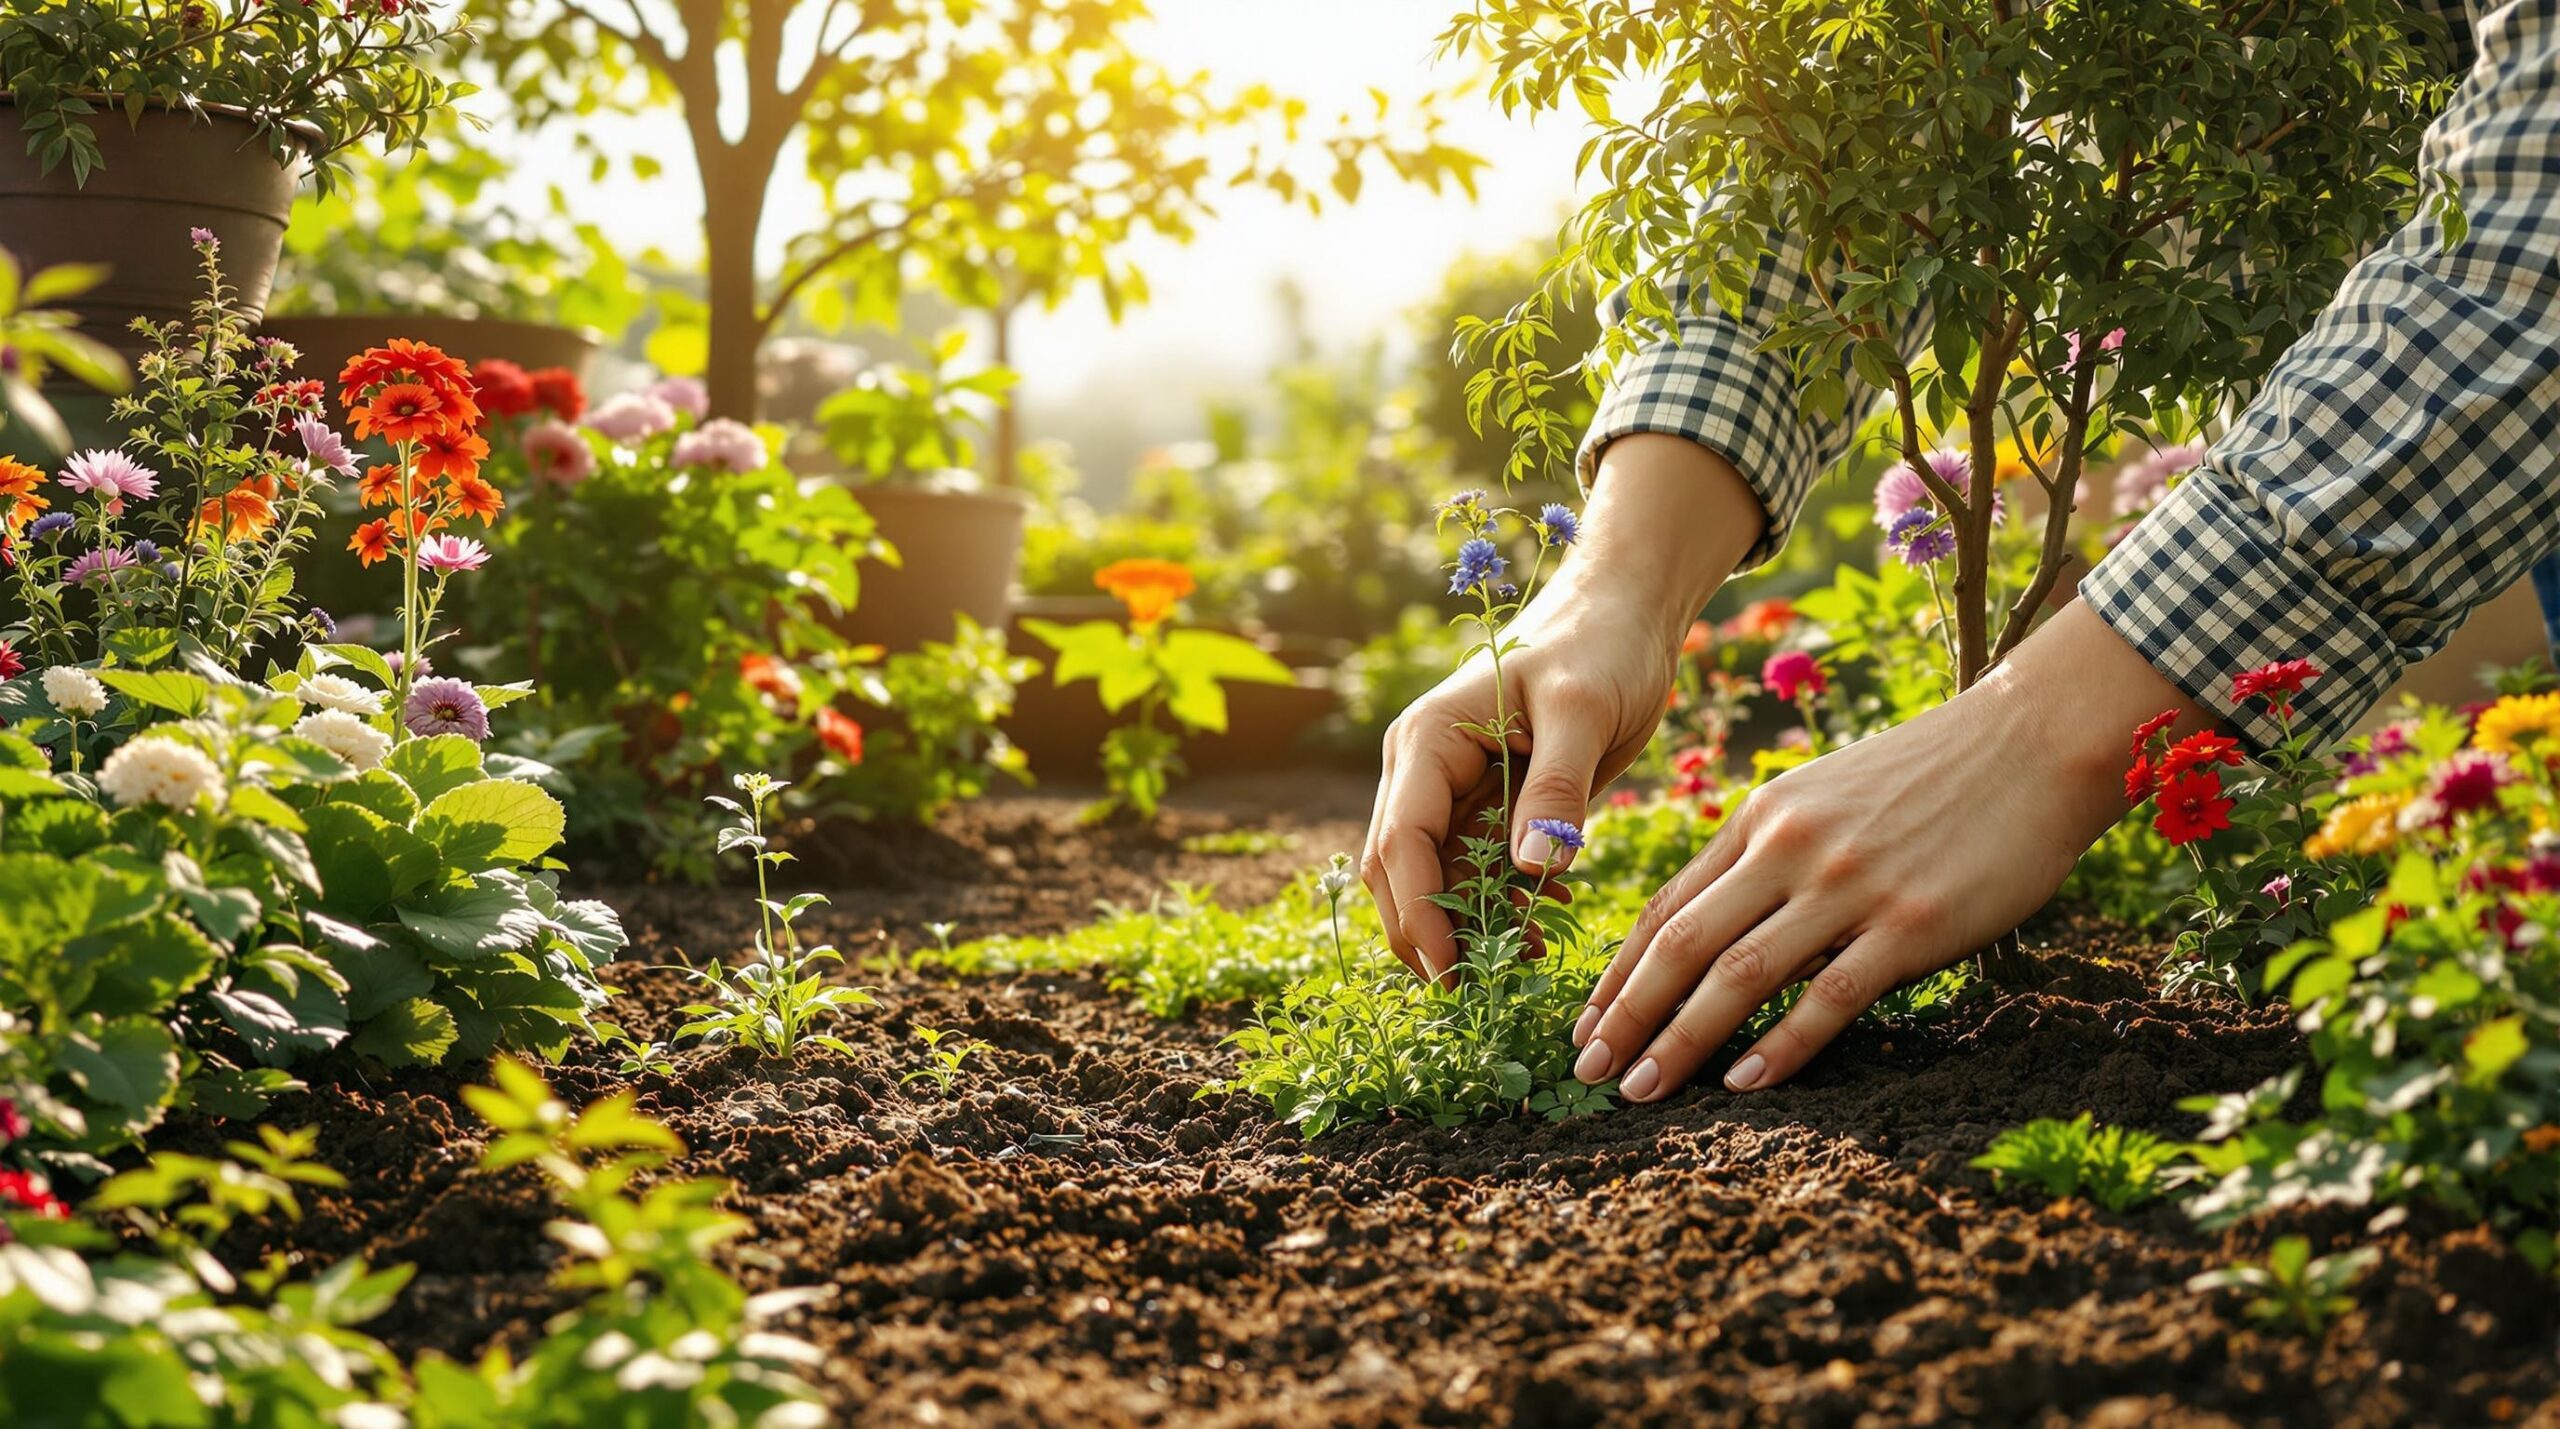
[294,709,391,773]
[96,737,225,810]
[296,673,383,716]
[1316,852,1357,903]
[40,666,106,717]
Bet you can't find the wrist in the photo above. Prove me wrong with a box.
[1550,434,1767,643]
[1970,599,2210,845]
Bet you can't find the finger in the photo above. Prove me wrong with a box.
[1571,817,1751,1048]
[1724,936,1903,1093]
[1573,856,1786,1082]
[1509,706,1608,874]
[1376,739,1485,982]
[1361,736,1424,980]
[1616,904,1844,1102]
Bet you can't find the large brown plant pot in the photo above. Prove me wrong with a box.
[255,314,602,387]
[0,102,306,385]
[999,609,1342,777]
[834,485,1028,653]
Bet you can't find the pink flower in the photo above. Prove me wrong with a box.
[2066,326,2127,369]
[670,417,768,473]
[1762,649,1827,702]
[1874,450,1975,529]
[2428,750,2516,817]
[2110,440,2207,519]
[2261,874,2292,907]
[649,376,710,419]
[523,420,597,487]
[585,392,677,442]
[417,535,489,573]
[59,449,159,512]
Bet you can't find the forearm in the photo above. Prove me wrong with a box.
[1544,434,1766,648]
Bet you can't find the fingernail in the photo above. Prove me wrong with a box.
[1519,829,1556,868]
[1619,1058,1661,1101]
[1725,1053,1767,1092]
[1570,1006,1598,1047]
[1573,1037,1611,1083]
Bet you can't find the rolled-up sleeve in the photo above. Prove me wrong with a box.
[2083,0,2560,748]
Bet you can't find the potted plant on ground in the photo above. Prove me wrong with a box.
[0,0,463,377]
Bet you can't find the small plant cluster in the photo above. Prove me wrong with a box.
[0,1063,827,1424]
[2123,658,2376,996]
[840,615,1039,823]
[1971,1113,2181,1213]
[928,878,1336,1021]
[1026,558,1297,821]
[676,773,872,1059]
[2188,1236,2379,1338]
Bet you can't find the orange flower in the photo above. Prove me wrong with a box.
[357,383,451,444]
[2524,1124,2560,1155]
[349,518,396,567]
[338,338,481,432]
[739,652,802,708]
[0,457,49,535]
[1094,558,1196,627]
[816,706,864,763]
[447,473,504,524]
[196,475,278,542]
[358,462,436,510]
[414,427,490,482]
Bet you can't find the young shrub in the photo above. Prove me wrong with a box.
[2189,1236,2379,1337]
[1971,1113,2182,1213]
[843,614,1040,822]
[1024,559,1297,821]
[678,773,873,1060]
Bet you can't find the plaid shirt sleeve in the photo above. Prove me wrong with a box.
[2083,0,2559,748]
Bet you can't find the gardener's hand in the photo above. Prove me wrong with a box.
[1571,599,2206,1100]
[1362,437,1765,980]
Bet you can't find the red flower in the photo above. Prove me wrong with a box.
[2232,658,2322,714]
[528,367,587,422]
[0,1169,67,1220]
[1721,598,1797,643]
[739,652,801,709]
[357,383,450,444]
[414,427,491,483]
[473,359,538,420]
[1761,649,1826,702]
[1608,789,1640,808]
[338,339,481,435]
[2128,708,2179,763]
[0,1097,25,1143]
[2152,770,2233,846]
[2158,731,2244,780]
[0,639,21,682]
[816,706,864,763]
[2123,754,2155,804]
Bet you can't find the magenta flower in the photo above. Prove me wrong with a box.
[2261,874,2292,908]
[2428,750,2516,817]
[403,677,490,740]
[1762,649,1827,701]
[190,226,218,248]
[63,546,140,585]
[1874,450,1969,528]
[649,375,710,419]
[585,392,678,443]
[2066,326,2128,370]
[669,417,768,473]
[417,535,490,574]
[295,416,359,478]
[523,420,597,487]
[59,449,159,512]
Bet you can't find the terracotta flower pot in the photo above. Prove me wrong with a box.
[0,101,307,386]
[997,611,1342,777]
[834,484,1029,652]
[254,314,602,388]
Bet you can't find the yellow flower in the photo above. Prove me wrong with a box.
[1994,434,2055,487]
[2305,793,2407,861]
[2473,693,2560,759]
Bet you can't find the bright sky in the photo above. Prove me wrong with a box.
[496,0,1588,406]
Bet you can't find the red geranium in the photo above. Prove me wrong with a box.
[473,359,539,420]
[1761,649,1826,702]
[2158,731,2244,780]
[2152,770,2234,846]
[528,367,587,422]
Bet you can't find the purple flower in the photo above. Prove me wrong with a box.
[59,449,159,511]
[1886,506,1954,566]
[1875,450,1971,529]
[190,226,218,248]
[63,546,139,585]
[1449,536,1508,596]
[309,607,338,639]
[1535,503,1580,549]
[669,417,767,473]
[402,677,490,740]
[1526,817,1586,852]
[130,539,159,564]
[295,416,359,478]
[25,512,72,541]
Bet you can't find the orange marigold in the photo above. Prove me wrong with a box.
[349,518,397,567]
[0,457,49,535]
[1094,558,1196,627]
[414,427,490,482]
[447,473,504,524]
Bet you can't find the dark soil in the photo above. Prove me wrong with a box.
[212,773,2560,1427]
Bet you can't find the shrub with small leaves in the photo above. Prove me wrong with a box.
[1972,1113,2183,1213]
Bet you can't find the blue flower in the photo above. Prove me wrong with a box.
[1449,536,1508,596]
[1886,506,1954,566]
[1526,817,1586,852]
[130,539,159,564]
[1535,502,1580,548]
[309,607,338,639]
[25,512,72,541]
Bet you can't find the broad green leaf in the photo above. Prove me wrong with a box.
[386,734,485,806]
[92,668,210,718]
[398,878,545,959]
[57,1017,179,1110]
[347,996,459,1068]
[65,914,221,1018]
[416,779,566,871]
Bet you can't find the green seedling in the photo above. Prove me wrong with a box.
[1972,1113,2184,1213]
[2189,1236,2378,1336]
[677,772,874,1058]
[902,1025,986,1094]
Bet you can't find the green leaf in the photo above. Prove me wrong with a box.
[57,1018,179,1110]
[347,996,459,1068]
[315,643,398,689]
[227,784,307,832]
[66,914,221,1018]
[387,734,485,806]
[415,779,566,871]
[92,668,210,718]
[398,878,546,960]
[2465,1015,2528,1084]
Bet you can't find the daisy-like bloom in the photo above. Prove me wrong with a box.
[293,708,391,772]
[1721,597,1797,642]
[650,375,711,419]
[42,664,107,716]
[669,417,768,473]
[1534,502,1581,549]
[0,456,48,535]
[417,534,490,573]
[816,705,864,763]
[295,415,360,479]
[2230,658,2322,717]
[1762,649,1826,701]
[358,462,433,509]
[359,382,451,444]
[1447,537,1507,597]
[97,735,226,810]
[1885,506,1954,566]
[63,546,139,585]
[297,672,382,716]
[1526,816,1586,853]
[403,677,490,741]
[2158,730,2244,780]
[348,518,397,567]
[447,473,504,524]
[2304,792,2409,860]
[339,339,481,435]
[1874,449,1972,528]
[523,421,598,487]
[472,358,539,420]
[585,391,678,442]
[740,652,803,708]
[1096,558,1198,625]
[529,367,587,422]
[2429,748,2518,816]
[2123,754,2156,804]
[2128,709,2180,762]
[25,511,72,542]
[0,639,21,681]
[2152,769,2232,846]
[2473,692,2560,760]
[59,449,159,511]
[414,426,491,482]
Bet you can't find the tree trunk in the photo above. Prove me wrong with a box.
[989,298,1019,488]
[703,186,767,422]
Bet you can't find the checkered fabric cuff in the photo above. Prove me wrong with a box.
[1575,334,1818,572]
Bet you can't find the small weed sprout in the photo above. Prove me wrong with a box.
[1971,1113,2183,1213]
[677,772,873,1058]
[902,1025,985,1094]
[2189,1236,2378,1336]
[594,1020,679,1077]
